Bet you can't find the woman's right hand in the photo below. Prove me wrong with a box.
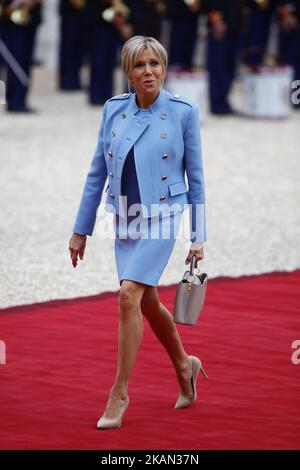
[212,19,227,41]
[69,233,87,268]
[281,13,298,33]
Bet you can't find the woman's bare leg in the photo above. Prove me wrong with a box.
[140,286,194,397]
[101,280,146,419]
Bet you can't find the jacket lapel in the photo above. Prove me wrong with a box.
[111,114,149,177]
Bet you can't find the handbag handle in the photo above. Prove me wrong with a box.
[189,254,197,276]
[188,254,207,286]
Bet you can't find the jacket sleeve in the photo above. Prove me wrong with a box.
[184,104,207,243]
[73,103,108,236]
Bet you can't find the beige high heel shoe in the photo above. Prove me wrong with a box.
[174,355,208,409]
[97,396,129,430]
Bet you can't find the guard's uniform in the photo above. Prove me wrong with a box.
[206,0,244,114]
[58,0,86,90]
[244,0,278,66]
[166,0,201,69]
[1,0,42,111]
[86,0,120,105]
[124,0,164,39]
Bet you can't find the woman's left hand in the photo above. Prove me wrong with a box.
[69,233,87,268]
[185,244,204,268]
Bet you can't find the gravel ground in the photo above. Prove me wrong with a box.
[0,67,299,308]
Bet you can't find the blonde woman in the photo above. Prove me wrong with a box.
[69,36,207,430]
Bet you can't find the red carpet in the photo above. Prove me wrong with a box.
[0,271,299,450]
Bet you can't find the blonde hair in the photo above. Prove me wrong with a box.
[121,35,168,90]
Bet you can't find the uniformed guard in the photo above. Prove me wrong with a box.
[0,1,6,70]
[243,0,279,67]
[124,0,166,39]
[279,0,300,108]
[0,0,42,112]
[166,0,202,70]
[58,0,87,90]
[86,0,128,105]
[205,0,245,114]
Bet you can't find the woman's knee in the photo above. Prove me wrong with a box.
[118,280,145,313]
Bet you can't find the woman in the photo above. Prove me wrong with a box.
[69,36,208,430]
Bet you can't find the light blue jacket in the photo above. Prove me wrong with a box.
[73,88,206,243]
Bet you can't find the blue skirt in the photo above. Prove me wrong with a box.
[114,149,182,286]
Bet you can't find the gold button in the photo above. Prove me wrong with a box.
[161,133,167,139]
[160,113,167,120]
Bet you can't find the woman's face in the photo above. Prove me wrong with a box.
[129,47,165,97]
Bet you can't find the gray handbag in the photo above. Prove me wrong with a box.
[173,254,208,325]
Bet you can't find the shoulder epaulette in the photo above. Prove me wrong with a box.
[108,93,132,102]
[170,93,193,107]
